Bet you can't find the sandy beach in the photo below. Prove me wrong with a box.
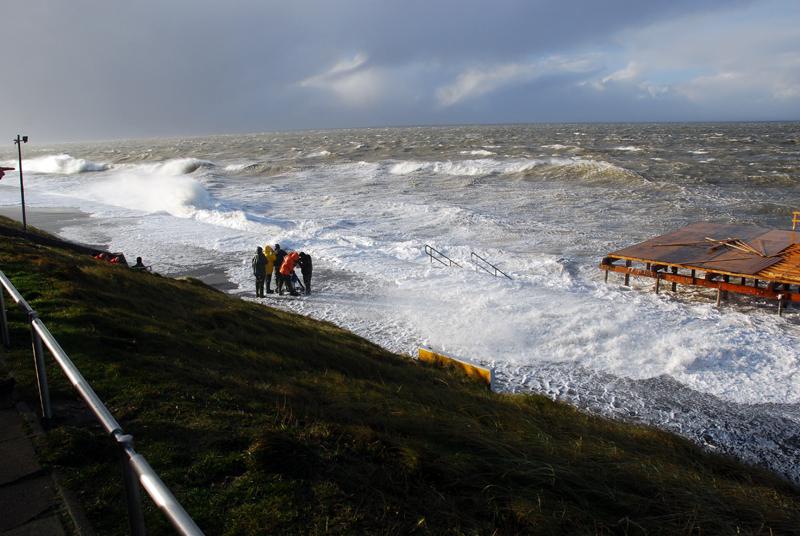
[0,206,101,244]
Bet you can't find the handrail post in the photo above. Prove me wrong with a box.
[0,287,9,348]
[28,312,52,420]
[118,434,147,536]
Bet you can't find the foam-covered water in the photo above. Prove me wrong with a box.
[1,123,799,481]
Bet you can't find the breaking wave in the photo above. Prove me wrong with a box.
[86,173,212,216]
[225,162,300,176]
[388,157,643,184]
[84,158,214,216]
[459,149,496,156]
[128,157,215,175]
[10,154,108,174]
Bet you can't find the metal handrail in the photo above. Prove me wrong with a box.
[32,319,122,434]
[470,252,512,280]
[0,270,204,536]
[424,244,461,267]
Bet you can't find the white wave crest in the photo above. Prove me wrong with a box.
[459,149,496,156]
[614,146,641,152]
[130,157,214,176]
[389,161,429,175]
[224,163,250,172]
[541,144,572,150]
[15,154,108,174]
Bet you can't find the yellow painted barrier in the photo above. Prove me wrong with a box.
[418,347,493,389]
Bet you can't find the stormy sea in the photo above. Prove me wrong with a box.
[1,122,799,482]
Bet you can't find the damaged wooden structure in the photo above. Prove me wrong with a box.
[600,222,800,315]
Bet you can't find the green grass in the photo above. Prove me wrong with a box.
[1,215,799,535]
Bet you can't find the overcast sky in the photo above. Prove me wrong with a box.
[2,0,799,142]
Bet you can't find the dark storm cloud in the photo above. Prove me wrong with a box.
[0,0,789,142]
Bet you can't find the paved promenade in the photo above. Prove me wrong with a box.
[0,387,69,535]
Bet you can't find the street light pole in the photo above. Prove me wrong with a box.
[13,135,28,231]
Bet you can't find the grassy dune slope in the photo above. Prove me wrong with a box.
[1,216,798,535]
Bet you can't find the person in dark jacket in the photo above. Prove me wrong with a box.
[251,246,267,297]
[273,244,287,294]
[131,257,148,271]
[298,252,313,295]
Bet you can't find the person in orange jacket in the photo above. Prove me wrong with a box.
[279,251,301,296]
[262,244,277,294]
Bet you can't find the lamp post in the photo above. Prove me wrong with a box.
[13,134,28,231]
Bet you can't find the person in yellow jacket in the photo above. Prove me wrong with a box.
[262,245,277,294]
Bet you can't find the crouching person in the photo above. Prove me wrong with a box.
[279,251,300,296]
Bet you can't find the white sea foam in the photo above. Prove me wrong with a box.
[614,146,641,152]
[307,150,332,158]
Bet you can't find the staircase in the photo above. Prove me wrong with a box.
[423,245,512,280]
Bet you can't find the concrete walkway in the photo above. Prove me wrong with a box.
[0,396,69,535]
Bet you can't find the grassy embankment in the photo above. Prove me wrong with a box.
[1,215,799,535]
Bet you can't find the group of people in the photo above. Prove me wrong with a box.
[251,244,313,297]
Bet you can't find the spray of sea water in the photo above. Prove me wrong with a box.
[1,123,799,481]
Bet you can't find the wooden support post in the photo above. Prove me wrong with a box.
[754,279,759,288]
[722,275,730,300]
[624,260,631,286]
[646,263,651,271]
[741,277,746,286]
[778,294,784,317]
[716,287,722,306]
[655,274,661,294]
[691,269,696,285]
[671,267,678,292]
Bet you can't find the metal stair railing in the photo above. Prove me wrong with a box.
[424,244,461,267]
[470,252,512,280]
[0,270,204,536]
